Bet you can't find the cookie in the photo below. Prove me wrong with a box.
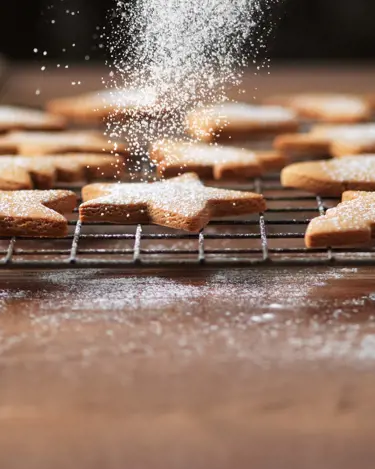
[151,141,286,179]
[0,130,127,156]
[341,190,367,202]
[51,154,124,183]
[0,190,76,238]
[0,154,124,190]
[0,105,65,132]
[265,93,371,123]
[80,172,266,232]
[274,123,375,158]
[187,103,299,142]
[306,191,375,248]
[366,93,375,111]
[46,88,158,123]
[281,155,375,196]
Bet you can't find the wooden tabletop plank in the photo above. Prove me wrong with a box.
[0,266,375,467]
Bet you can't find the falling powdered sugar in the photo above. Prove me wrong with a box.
[105,0,278,176]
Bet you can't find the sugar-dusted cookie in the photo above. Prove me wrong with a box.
[50,154,124,182]
[265,93,371,123]
[46,88,158,123]
[275,123,375,158]
[341,190,368,202]
[80,172,266,232]
[0,157,55,190]
[0,131,127,156]
[0,106,65,132]
[0,154,123,190]
[306,191,375,248]
[151,141,286,179]
[187,103,299,142]
[73,154,122,183]
[0,190,76,237]
[281,155,375,196]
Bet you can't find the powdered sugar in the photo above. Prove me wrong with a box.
[313,123,375,142]
[323,155,375,181]
[0,190,74,218]
[155,142,259,165]
[104,0,279,175]
[78,89,157,110]
[2,267,374,367]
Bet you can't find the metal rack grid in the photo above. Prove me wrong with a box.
[1,173,375,270]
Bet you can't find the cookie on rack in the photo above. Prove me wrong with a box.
[306,191,375,248]
[0,130,127,156]
[265,93,371,123]
[0,190,76,237]
[151,141,286,179]
[46,88,158,123]
[274,123,375,158]
[366,93,375,111]
[187,103,299,142]
[281,155,375,196]
[80,172,266,232]
[0,105,65,132]
[0,154,124,190]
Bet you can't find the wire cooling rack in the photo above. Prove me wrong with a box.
[1,173,375,270]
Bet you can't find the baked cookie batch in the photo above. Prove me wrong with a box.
[1,92,375,246]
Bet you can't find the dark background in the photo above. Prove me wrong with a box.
[0,0,375,62]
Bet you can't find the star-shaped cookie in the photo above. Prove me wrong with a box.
[151,141,286,179]
[281,155,375,196]
[274,123,375,158]
[80,173,266,232]
[0,190,76,237]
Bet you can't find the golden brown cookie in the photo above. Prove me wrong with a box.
[281,155,375,196]
[80,173,266,232]
[0,131,128,156]
[0,157,55,190]
[0,190,76,237]
[0,105,65,132]
[0,154,124,190]
[151,141,286,179]
[187,103,299,142]
[265,93,371,123]
[46,89,158,123]
[51,154,124,182]
[306,191,375,248]
[366,93,375,111]
[341,190,367,202]
[275,123,375,158]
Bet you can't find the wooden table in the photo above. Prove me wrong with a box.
[1,65,375,468]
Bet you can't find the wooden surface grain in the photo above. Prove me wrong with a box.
[1,65,375,468]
